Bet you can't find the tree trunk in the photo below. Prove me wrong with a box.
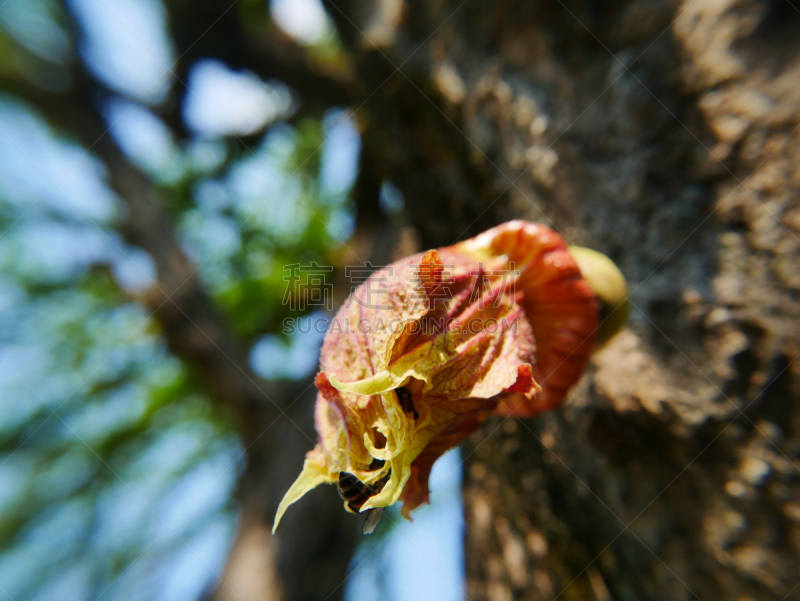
[331,0,800,598]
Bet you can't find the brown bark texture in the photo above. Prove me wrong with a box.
[326,0,800,600]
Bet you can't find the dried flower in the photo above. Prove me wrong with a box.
[273,221,625,532]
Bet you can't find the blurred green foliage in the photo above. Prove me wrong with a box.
[0,1,358,597]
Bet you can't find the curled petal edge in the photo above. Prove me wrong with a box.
[272,455,329,534]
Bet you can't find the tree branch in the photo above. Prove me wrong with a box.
[160,0,361,136]
[1,68,290,429]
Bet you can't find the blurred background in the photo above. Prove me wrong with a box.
[0,0,472,599]
[1,0,799,600]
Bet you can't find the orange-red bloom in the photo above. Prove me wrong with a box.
[273,221,623,531]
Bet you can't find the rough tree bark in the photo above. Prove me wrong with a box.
[328,0,800,599]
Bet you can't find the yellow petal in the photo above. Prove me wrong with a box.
[327,339,435,395]
[272,452,332,534]
[328,370,408,396]
[360,455,412,510]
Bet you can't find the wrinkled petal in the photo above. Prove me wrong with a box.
[451,220,599,414]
